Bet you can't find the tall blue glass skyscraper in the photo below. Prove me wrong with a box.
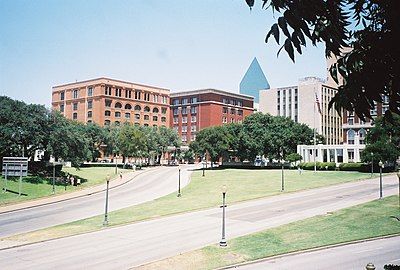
[239,57,270,103]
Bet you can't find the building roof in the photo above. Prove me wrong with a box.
[170,88,254,101]
[52,77,170,91]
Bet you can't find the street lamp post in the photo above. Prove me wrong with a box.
[371,152,374,177]
[397,170,400,209]
[219,185,227,247]
[103,174,111,226]
[281,161,285,192]
[52,163,56,194]
[202,160,205,177]
[378,161,384,199]
[177,165,181,197]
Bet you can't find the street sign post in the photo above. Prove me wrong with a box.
[2,157,28,196]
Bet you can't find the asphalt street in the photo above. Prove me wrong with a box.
[235,236,400,270]
[0,175,397,270]
[0,165,195,238]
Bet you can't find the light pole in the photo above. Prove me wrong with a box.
[378,161,384,199]
[177,165,181,197]
[220,185,227,247]
[114,153,118,175]
[202,160,205,177]
[397,170,400,209]
[371,152,374,177]
[103,174,111,226]
[52,163,56,194]
[281,160,285,192]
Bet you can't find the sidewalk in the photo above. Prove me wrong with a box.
[0,167,154,214]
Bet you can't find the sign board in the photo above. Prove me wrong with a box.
[2,157,28,177]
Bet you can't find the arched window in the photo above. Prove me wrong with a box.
[161,117,166,122]
[347,129,355,144]
[152,107,159,113]
[115,102,122,109]
[153,116,158,121]
[134,105,141,111]
[359,129,366,144]
[104,120,111,126]
[115,111,121,118]
[144,106,150,112]
[105,110,111,116]
[144,115,150,120]
[125,103,132,110]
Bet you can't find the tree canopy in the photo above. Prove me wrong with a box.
[245,0,400,120]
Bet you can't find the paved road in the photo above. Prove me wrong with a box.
[0,175,397,270]
[235,236,400,270]
[0,165,195,238]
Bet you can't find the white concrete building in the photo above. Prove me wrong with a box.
[259,77,343,145]
[297,143,365,164]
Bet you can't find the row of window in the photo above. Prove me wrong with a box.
[104,120,166,128]
[173,125,197,133]
[172,97,198,105]
[222,107,243,115]
[347,129,366,144]
[104,100,167,114]
[105,85,168,104]
[222,117,242,124]
[173,116,197,124]
[60,87,94,101]
[181,134,196,143]
[104,110,166,122]
[172,106,198,116]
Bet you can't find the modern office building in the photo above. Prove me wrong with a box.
[51,78,171,127]
[170,89,254,144]
[259,77,343,145]
[239,57,270,104]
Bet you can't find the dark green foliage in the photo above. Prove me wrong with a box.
[384,264,400,270]
[246,0,400,120]
[300,162,336,171]
[28,161,63,177]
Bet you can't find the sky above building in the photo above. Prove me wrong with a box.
[0,0,326,107]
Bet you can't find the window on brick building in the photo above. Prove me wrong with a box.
[87,87,93,97]
[153,107,159,113]
[191,106,197,114]
[60,104,64,112]
[134,105,141,111]
[87,111,92,118]
[73,112,77,120]
[144,106,150,112]
[222,117,227,123]
[125,104,132,110]
[115,121,120,126]
[73,89,78,99]
[115,111,121,118]
[105,86,112,95]
[173,117,178,124]
[115,102,122,109]
[135,114,140,120]
[125,112,131,119]
[182,125,187,133]
[115,88,122,97]
[182,116,187,123]
[60,91,65,100]
[104,120,111,125]
[87,100,93,109]
[73,103,78,110]
[173,99,179,105]
[191,125,196,132]
[161,107,167,114]
[144,115,150,120]
[105,99,112,107]
[222,107,228,114]
[153,116,158,121]
[105,110,111,116]
[161,117,166,122]
[181,107,187,115]
[191,116,196,122]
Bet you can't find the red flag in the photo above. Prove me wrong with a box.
[315,93,322,115]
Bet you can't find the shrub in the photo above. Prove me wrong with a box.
[318,162,336,170]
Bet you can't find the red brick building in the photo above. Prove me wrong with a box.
[51,78,170,127]
[170,89,254,144]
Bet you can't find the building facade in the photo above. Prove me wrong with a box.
[170,89,254,144]
[51,78,170,127]
[259,77,343,145]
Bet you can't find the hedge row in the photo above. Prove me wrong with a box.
[299,162,394,172]
[299,162,336,170]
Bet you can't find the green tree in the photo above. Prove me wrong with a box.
[361,114,400,164]
[116,124,147,161]
[245,0,400,119]
[84,123,107,162]
[195,126,233,164]
[46,112,91,167]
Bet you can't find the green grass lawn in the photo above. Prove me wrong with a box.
[0,167,131,206]
[3,169,373,246]
[139,195,400,270]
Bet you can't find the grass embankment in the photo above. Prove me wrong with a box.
[3,169,371,246]
[139,195,400,270]
[0,167,130,206]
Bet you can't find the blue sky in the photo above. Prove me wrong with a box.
[0,0,326,106]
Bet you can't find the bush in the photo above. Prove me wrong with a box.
[318,162,336,170]
[339,163,364,171]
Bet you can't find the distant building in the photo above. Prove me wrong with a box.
[259,77,343,145]
[239,57,270,104]
[51,77,171,127]
[170,89,254,144]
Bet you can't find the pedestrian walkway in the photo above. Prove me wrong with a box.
[0,168,153,214]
